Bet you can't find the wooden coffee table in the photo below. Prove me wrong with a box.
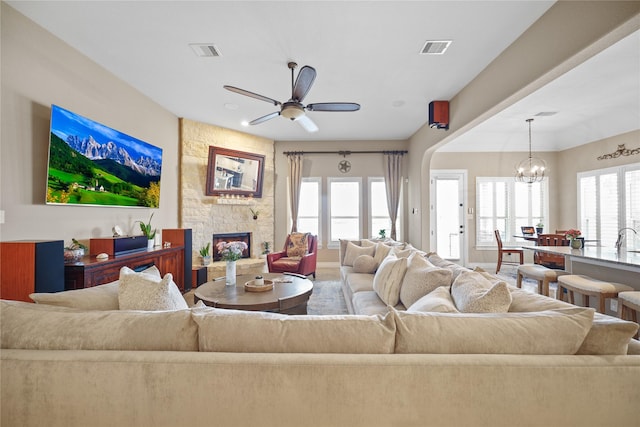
[194,273,313,315]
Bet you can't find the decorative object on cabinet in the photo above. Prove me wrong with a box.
[90,235,147,256]
[205,146,265,198]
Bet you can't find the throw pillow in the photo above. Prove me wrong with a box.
[286,232,310,258]
[400,253,453,308]
[372,254,408,306]
[392,306,594,355]
[451,270,512,313]
[373,242,392,267]
[353,255,377,274]
[343,241,375,266]
[118,266,188,311]
[360,239,377,247]
[192,308,396,354]
[427,252,471,282]
[28,265,161,310]
[0,300,198,351]
[407,286,459,313]
[391,247,414,259]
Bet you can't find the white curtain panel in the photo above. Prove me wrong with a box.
[383,152,403,240]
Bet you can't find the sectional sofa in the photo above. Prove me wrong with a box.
[1,254,640,427]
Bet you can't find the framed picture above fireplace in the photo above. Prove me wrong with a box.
[205,146,265,198]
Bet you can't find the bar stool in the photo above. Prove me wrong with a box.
[557,275,634,313]
[618,291,640,339]
[516,264,567,297]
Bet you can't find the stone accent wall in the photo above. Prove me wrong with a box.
[180,118,275,266]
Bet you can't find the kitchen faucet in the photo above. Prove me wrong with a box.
[615,227,638,251]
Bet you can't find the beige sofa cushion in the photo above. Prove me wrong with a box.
[352,291,404,316]
[343,241,375,266]
[29,265,162,310]
[400,253,453,308]
[407,286,459,313]
[393,307,594,354]
[192,308,396,353]
[353,254,377,274]
[118,266,188,311]
[0,300,198,351]
[451,271,512,313]
[427,252,471,281]
[373,254,408,306]
[373,242,393,267]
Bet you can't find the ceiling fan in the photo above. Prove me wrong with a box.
[224,62,360,133]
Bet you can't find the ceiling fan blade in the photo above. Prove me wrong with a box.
[306,102,360,112]
[295,114,319,133]
[292,66,316,102]
[249,111,280,125]
[224,85,281,106]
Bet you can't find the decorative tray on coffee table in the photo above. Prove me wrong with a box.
[244,279,274,292]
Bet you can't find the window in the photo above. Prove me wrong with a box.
[328,177,361,244]
[296,178,321,242]
[578,163,640,249]
[369,177,401,240]
[476,177,548,246]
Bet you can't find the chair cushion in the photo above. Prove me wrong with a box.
[400,253,452,308]
[286,232,310,258]
[271,257,301,270]
[558,275,634,293]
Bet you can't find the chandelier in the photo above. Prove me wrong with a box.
[515,118,546,184]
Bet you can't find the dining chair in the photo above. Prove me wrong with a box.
[534,234,570,269]
[494,230,524,273]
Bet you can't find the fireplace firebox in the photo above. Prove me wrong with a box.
[212,232,251,261]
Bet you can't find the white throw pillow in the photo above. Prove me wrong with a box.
[407,286,459,313]
[118,266,188,311]
[400,253,453,308]
[353,255,378,274]
[451,270,512,313]
[373,242,392,267]
[360,239,377,247]
[343,241,375,267]
[372,254,408,306]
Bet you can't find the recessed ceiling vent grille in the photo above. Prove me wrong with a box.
[535,111,558,117]
[189,44,222,57]
[420,40,452,55]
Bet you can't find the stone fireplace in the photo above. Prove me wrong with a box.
[212,232,251,261]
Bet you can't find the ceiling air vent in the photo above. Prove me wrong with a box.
[420,40,452,55]
[535,111,558,117]
[189,44,222,57]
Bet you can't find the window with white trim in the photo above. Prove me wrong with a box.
[296,178,321,243]
[476,177,548,247]
[369,177,401,240]
[328,177,361,244]
[578,163,640,249]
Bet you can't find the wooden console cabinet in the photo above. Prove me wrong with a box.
[64,245,186,291]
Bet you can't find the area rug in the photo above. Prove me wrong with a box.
[307,279,348,315]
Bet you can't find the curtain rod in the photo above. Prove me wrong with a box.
[283,150,408,156]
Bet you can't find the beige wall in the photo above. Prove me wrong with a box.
[407,1,640,251]
[274,140,409,263]
[0,3,179,246]
[179,119,274,264]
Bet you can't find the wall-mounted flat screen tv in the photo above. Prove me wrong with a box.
[46,105,162,207]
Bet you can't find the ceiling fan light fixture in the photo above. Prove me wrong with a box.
[515,118,547,184]
[281,102,305,120]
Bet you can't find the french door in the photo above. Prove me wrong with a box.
[430,170,467,265]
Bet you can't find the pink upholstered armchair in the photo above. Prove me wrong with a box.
[267,234,317,279]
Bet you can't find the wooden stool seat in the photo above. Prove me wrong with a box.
[557,275,634,313]
[516,264,567,297]
[618,291,640,339]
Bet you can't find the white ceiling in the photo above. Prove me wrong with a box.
[6,1,639,152]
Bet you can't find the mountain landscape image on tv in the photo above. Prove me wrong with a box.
[46,105,162,207]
